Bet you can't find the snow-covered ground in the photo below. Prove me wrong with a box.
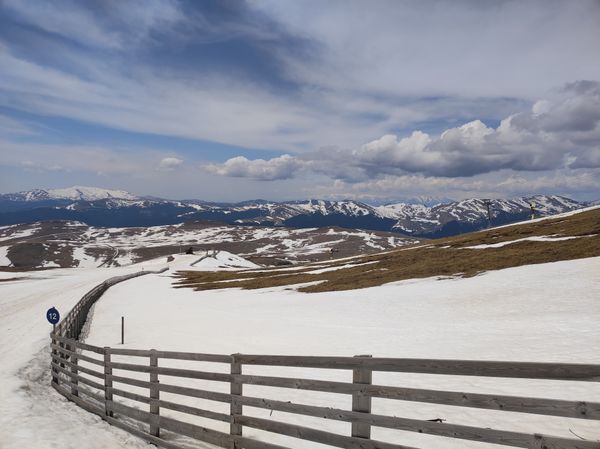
[1,253,599,449]
[0,266,158,449]
[85,256,600,449]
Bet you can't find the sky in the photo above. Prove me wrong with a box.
[0,0,599,202]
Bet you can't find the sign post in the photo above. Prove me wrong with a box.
[47,306,60,329]
[47,306,60,385]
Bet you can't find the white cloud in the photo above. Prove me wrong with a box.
[158,157,183,171]
[205,155,303,181]
[3,0,185,49]
[305,169,600,202]
[251,0,600,99]
[210,82,600,182]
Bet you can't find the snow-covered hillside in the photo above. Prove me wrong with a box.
[0,221,413,269]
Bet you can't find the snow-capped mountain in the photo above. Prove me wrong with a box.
[2,186,138,202]
[0,187,588,237]
[382,195,584,237]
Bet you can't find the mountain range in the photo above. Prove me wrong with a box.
[0,186,589,238]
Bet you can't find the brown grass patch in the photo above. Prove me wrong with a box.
[174,208,600,293]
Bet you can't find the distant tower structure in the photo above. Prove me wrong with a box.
[483,199,493,228]
[529,202,536,220]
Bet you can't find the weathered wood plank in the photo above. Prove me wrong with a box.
[56,377,105,404]
[52,359,104,379]
[158,415,231,447]
[235,373,600,420]
[109,374,152,389]
[234,415,418,449]
[68,342,78,396]
[104,347,113,417]
[158,382,232,403]
[52,363,104,390]
[106,347,153,357]
[108,400,151,423]
[104,414,189,449]
[108,362,232,382]
[149,349,160,437]
[51,344,104,366]
[233,396,538,447]
[52,335,103,352]
[55,383,189,449]
[230,354,243,449]
[156,366,232,382]
[530,434,600,449]
[352,355,372,439]
[158,400,230,423]
[155,350,231,363]
[235,355,600,380]
[111,387,151,404]
[53,383,105,416]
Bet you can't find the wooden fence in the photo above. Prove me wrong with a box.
[49,272,600,449]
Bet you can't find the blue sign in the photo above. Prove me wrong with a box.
[46,307,60,325]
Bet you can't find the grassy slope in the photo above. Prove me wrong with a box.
[174,207,600,293]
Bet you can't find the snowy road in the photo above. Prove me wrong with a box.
[0,267,159,449]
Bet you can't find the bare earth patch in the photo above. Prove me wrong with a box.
[174,208,600,293]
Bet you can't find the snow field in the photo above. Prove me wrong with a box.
[82,257,600,449]
[0,266,164,449]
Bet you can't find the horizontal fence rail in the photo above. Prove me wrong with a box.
[50,337,600,449]
[49,271,600,449]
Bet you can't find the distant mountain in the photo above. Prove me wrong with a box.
[3,186,138,202]
[379,195,583,237]
[0,186,589,238]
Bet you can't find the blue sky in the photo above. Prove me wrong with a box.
[1,0,599,202]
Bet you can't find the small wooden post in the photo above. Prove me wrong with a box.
[351,355,372,439]
[104,347,113,417]
[230,353,243,449]
[69,342,78,396]
[59,340,66,369]
[149,349,160,437]
[51,325,59,385]
[121,316,124,345]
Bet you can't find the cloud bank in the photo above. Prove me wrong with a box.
[208,81,600,183]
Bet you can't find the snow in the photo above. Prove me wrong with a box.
[186,250,260,271]
[46,186,138,201]
[0,227,38,242]
[0,246,11,266]
[304,260,378,274]
[81,257,599,449]
[0,266,160,449]
[72,247,98,268]
[490,204,600,230]
[462,235,587,249]
[2,248,599,449]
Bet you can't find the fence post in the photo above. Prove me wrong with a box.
[149,349,160,437]
[104,347,113,417]
[51,334,59,385]
[59,340,66,369]
[351,355,372,440]
[230,353,243,449]
[68,341,78,396]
